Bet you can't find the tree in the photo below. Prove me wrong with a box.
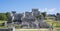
[0,14,7,21]
[5,12,10,19]
[41,12,46,18]
[36,15,43,19]
[56,13,60,15]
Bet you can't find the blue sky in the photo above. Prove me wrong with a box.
[0,0,60,14]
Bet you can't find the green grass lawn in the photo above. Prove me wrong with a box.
[0,20,5,24]
[0,20,8,28]
[0,20,5,26]
[45,20,60,28]
[16,29,60,31]
[16,29,49,31]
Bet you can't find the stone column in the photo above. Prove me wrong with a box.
[9,25,15,31]
[4,21,7,26]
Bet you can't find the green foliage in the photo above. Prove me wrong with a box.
[36,15,43,19]
[0,13,7,21]
[0,12,10,21]
[41,12,46,18]
[46,20,60,28]
[5,12,10,19]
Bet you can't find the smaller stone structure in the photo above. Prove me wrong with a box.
[56,14,60,20]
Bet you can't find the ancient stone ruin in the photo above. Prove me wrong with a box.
[6,9,52,29]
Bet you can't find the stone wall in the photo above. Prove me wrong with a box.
[0,29,9,31]
[0,27,15,31]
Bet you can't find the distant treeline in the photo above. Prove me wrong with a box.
[0,12,10,21]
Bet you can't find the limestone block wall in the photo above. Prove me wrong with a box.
[0,27,15,31]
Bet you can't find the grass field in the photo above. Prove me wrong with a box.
[0,20,5,24]
[16,28,60,31]
[0,20,8,28]
[0,20,5,26]
[16,29,50,31]
[45,20,60,28]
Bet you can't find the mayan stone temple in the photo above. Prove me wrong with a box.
[6,8,52,29]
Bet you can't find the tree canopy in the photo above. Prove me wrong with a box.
[0,12,10,21]
[0,13,7,21]
[41,12,46,18]
[5,12,10,18]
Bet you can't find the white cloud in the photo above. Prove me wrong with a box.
[48,8,56,12]
[39,8,57,14]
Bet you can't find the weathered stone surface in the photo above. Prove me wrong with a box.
[56,14,60,20]
[7,10,52,29]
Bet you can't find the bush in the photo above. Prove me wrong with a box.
[0,14,7,21]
